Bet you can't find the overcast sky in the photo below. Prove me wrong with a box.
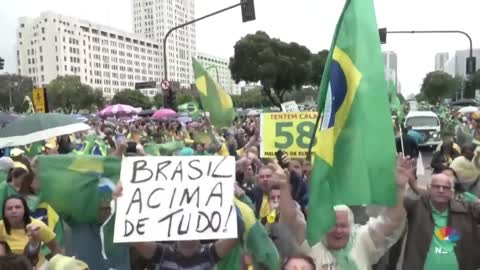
[1,0,479,96]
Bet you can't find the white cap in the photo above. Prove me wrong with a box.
[0,157,14,170]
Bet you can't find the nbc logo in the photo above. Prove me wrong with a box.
[435,227,460,243]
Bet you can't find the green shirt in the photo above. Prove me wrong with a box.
[423,206,459,270]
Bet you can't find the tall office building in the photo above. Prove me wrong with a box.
[382,51,399,91]
[16,11,163,99]
[197,52,241,95]
[383,51,398,73]
[382,51,398,83]
[132,0,196,88]
[435,52,449,71]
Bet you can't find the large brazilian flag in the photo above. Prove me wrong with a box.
[307,0,397,245]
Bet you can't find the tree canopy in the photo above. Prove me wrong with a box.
[231,87,272,108]
[230,31,327,108]
[152,93,164,109]
[419,71,462,104]
[0,74,33,112]
[309,50,329,88]
[47,75,104,113]
[111,89,151,109]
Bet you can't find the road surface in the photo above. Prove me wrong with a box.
[418,148,433,187]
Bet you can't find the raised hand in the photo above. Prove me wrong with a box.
[396,155,416,188]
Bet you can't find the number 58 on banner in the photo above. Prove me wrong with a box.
[260,112,320,158]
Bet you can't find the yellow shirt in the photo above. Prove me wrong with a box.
[216,143,230,156]
[0,218,56,267]
[216,143,244,157]
[259,194,271,219]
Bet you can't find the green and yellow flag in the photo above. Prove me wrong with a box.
[307,0,397,245]
[388,80,404,123]
[217,197,280,270]
[192,58,235,127]
[37,155,121,223]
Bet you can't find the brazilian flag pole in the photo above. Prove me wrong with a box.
[306,0,397,245]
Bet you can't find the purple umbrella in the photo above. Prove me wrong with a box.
[98,104,141,117]
[152,108,177,120]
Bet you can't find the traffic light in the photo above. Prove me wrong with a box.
[464,80,476,99]
[0,58,4,70]
[466,57,477,75]
[379,28,387,44]
[241,0,256,23]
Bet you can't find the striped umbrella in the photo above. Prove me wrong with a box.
[0,113,91,148]
[98,104,141,117]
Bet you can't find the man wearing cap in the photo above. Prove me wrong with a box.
[45,138,58,155]
[10,148,25,158]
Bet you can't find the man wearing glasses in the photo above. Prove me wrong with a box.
[402,173,480,270]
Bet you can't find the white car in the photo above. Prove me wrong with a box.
[404,111,442,147]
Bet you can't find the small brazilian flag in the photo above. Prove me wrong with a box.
[307,0,397,245]
[192,58,235,128]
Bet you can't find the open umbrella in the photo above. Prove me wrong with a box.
[152,108,176,120]
[177,116,193,124]
[0,112,19,127]
[458,106,478,113]
[0,113,91,148]
[98,104,141,117]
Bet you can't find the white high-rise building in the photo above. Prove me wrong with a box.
[382,51,397,79]
[382,51,399,92]
[435,52,449,71]
[132,0,196,88]
[16,11,163,99]
[196,53,241,95]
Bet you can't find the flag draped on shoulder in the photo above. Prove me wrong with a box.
[307,0,397,245]
[217,197,280,270]
[192,58,235,128]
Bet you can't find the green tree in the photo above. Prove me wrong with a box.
[111,89,151,109]
[420,71,461,104]
[309,50,329,89]
[230,31,312,108]
[175,89,194,107]
[153,93,164,109]
[284,87,318,104]
[231,87,272,108]
[80,89,105,112]
[47,75,103,113]
[0,74,33,112]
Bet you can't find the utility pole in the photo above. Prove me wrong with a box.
[379,29,476,99]
[206,65,220,82]
[162,0,255,108]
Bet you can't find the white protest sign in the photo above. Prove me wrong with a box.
[114,156,238,243]
[281,101,299,112]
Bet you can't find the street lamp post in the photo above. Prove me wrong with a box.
[161,0,255,109]
[380,29,476,99]
[162,2,244,81]
[206,65,220,82]
[10,81,21,112]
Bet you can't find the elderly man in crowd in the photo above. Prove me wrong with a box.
[402,173,480,270]
[277,156,411,269]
